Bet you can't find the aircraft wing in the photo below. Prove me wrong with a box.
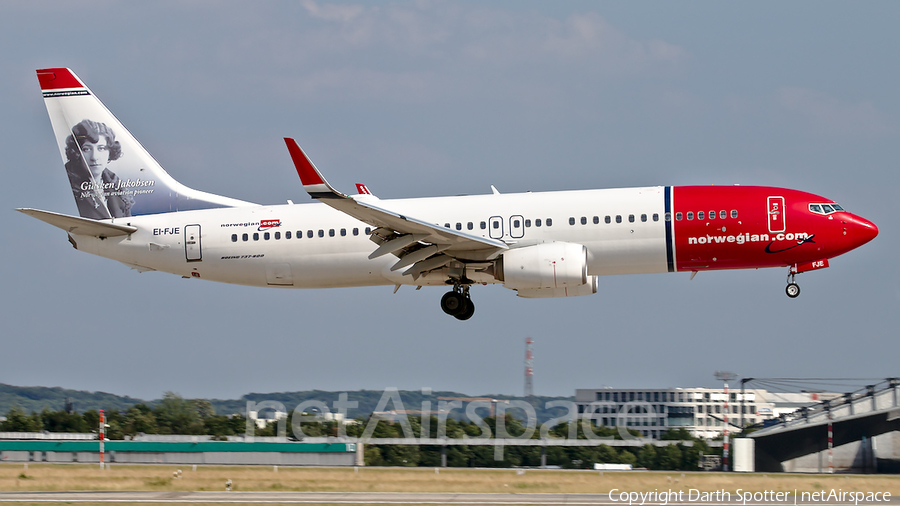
[284,138,507,277]
[17,208,137,237]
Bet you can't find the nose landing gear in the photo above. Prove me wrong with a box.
[441,285,475,320]
[785,271,800,298]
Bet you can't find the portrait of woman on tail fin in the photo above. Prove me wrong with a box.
[65,119,134,219]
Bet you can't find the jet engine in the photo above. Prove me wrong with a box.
[496,242,597,298]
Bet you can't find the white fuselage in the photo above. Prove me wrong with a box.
[75,187,669,288]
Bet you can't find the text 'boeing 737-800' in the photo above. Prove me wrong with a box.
[18,68,878,320]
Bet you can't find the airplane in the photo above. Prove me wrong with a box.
[18,68,878,320]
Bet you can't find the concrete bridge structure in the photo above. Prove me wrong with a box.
[743,379,900,473]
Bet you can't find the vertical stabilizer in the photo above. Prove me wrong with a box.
[37,68,256,219]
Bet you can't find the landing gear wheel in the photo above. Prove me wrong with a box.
[785,283,800,298]
[785,269,801,298]
[455,299,475,320]
[441,291,466,316]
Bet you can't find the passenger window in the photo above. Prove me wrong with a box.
[307,230,314,238]
[296,231,301,239]
[535,219,542,227]
[275,232,281,240]
[687,212,694,221]
[615,215,622,223]
[242,233,248,241]
[641,214,647,222]
[698,211,704,220]
[593,216,599,224]
[720,210,726,219]
[467,222,473,230]
[231,234,237,242]
[513,219,521,227]
[286,231,292,239]
[493,221,500,229]
[253,233,259,241]
[318,230,324,238]
[456,223,462,230]
[329,229,335,237]
[676,212,683,221]
[580,217,587,225]
[444,223,450,228]
[569,217,576,225]
[264,232,270,240]
[731,210,738,219]
[605,216,611,224]
[353,228,359,236]
[546,218,553,226]
[525,219,531,228]
[628,214,635,223]
[653,213,659,222]
[340,229,346,236]
[365,227,371,234]
[480,221,486,229]
[709,211,715,220]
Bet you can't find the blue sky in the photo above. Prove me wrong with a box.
[1,1,897,401]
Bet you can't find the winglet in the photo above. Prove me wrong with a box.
[284,138,345,199]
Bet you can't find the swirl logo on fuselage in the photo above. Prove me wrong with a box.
[259,219,282,231]
[764,234,816,254]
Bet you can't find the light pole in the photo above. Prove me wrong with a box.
[715,371,737,472]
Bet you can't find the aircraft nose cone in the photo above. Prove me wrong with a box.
[848,214,878,247]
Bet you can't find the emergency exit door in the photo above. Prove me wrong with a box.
[185,224,202,261]
[767,197,785,234]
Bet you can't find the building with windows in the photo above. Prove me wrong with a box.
[574,387,814,439]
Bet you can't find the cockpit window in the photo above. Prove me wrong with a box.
[809,203,843,215]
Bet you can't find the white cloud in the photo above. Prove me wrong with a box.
[300,0,365,23]
[292,2,687,78]
[538,13,686,70]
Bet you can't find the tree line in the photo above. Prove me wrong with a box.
[0,393,244,439]
[325,412,717,469]
[1,393,720,470]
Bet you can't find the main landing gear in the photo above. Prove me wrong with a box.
[785,271,800,299]
[441,284,475,320]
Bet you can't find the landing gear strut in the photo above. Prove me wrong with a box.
[441,284,475,320]
[785,271,800,298]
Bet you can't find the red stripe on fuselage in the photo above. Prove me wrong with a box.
[671,186,867,271]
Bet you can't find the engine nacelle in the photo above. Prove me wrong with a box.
[499,242,589,291]
[515,275,598,298]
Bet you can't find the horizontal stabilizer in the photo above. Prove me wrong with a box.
[17,208,137,237]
